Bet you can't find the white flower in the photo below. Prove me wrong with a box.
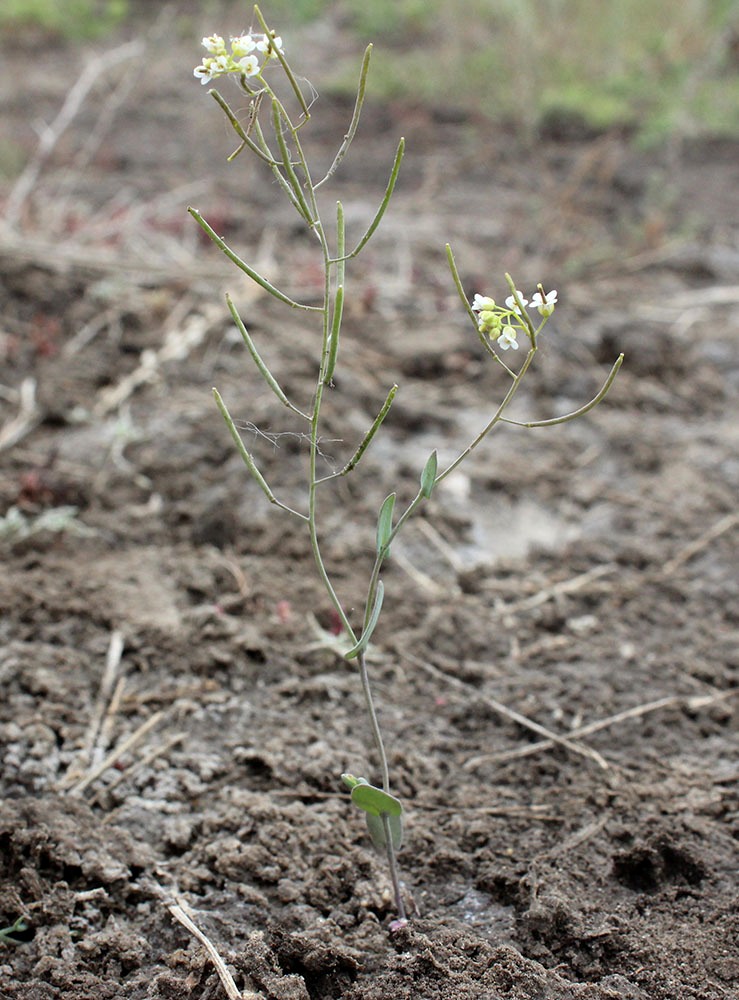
[530,288,558,316]
[194,62,214,84]
[202,34,226,54]
[472,294,496,312]
[497,326,519,351]
[230,34,256,58]
[236,54,260,76]
[505,291,528,314]
[255,33,284,56]
[212,54,232,76]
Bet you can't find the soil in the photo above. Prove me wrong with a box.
[1,7,738,1000]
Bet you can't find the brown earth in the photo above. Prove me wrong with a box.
[1,7,737,1000]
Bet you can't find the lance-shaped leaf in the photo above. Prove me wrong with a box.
[344,581,384,660]
[420,449,438,499]
[376,492,395,555]
[350,782,403,851]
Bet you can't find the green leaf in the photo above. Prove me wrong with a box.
[420,450,438,498]
[350,782,403,817]
[340,773,366,791]
[344,581,384,659]
[376,492,396,555]
[366,812,403,852]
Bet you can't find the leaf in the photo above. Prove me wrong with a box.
[366,812,404,852]
[420,450,438,498]
[350,781,403,817]
[344,581,384,659]
[341,772,365,791]
[376,492,396,555]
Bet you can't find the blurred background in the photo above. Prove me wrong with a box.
[2,0,739,143]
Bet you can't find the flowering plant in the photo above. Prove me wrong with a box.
[194,30,284,85]
[190,5,622,926]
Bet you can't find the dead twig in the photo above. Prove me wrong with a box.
[412,801,558,821]
[464,689,738,768]
[3,40,144,230]
[0,378,41,454]
[401,652,610,770]
[500,563,617,614]
[662,511,738,577]
[168,898,263,1000]
[66,710,164,796]
[92,302,223,418]
[98,731,187,810]
[58,630,125,789]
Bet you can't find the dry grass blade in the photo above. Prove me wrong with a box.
[464,690,738,768]
[92,303,224,418]
[3,40,144,230]
[66,711,164,796]
[57,630,124,789]
[402,652,610,770]
[168,898,263,1000]
[0,378,41,453]
[500,563,617,614]
[662,511,738,576]
[98,731,187,810]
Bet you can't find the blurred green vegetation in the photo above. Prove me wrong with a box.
[330,0,739,141]
[0,0,128,39]
[3,0,737,139]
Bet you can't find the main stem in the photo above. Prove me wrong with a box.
[268,87,403,918]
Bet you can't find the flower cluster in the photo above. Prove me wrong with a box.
[194,32,284,85]
[471,286,557,351]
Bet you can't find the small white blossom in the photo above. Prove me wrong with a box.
[472,294,496,312]
[230,34,256,58]
[195,29,285,84]
[530,288,558,316]
[256,33,284,56]
[194,62,214,84]
[236,54,260,76]
[497,326,519,351]
[505,291,528,314]
[202,34,226,54]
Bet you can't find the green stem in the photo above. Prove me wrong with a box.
[253,4,311,123]
[445,244,516,376]
[436,346,538,484]
[500,354,624,427]
[359,652,390,793]
[382,815,407,921]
